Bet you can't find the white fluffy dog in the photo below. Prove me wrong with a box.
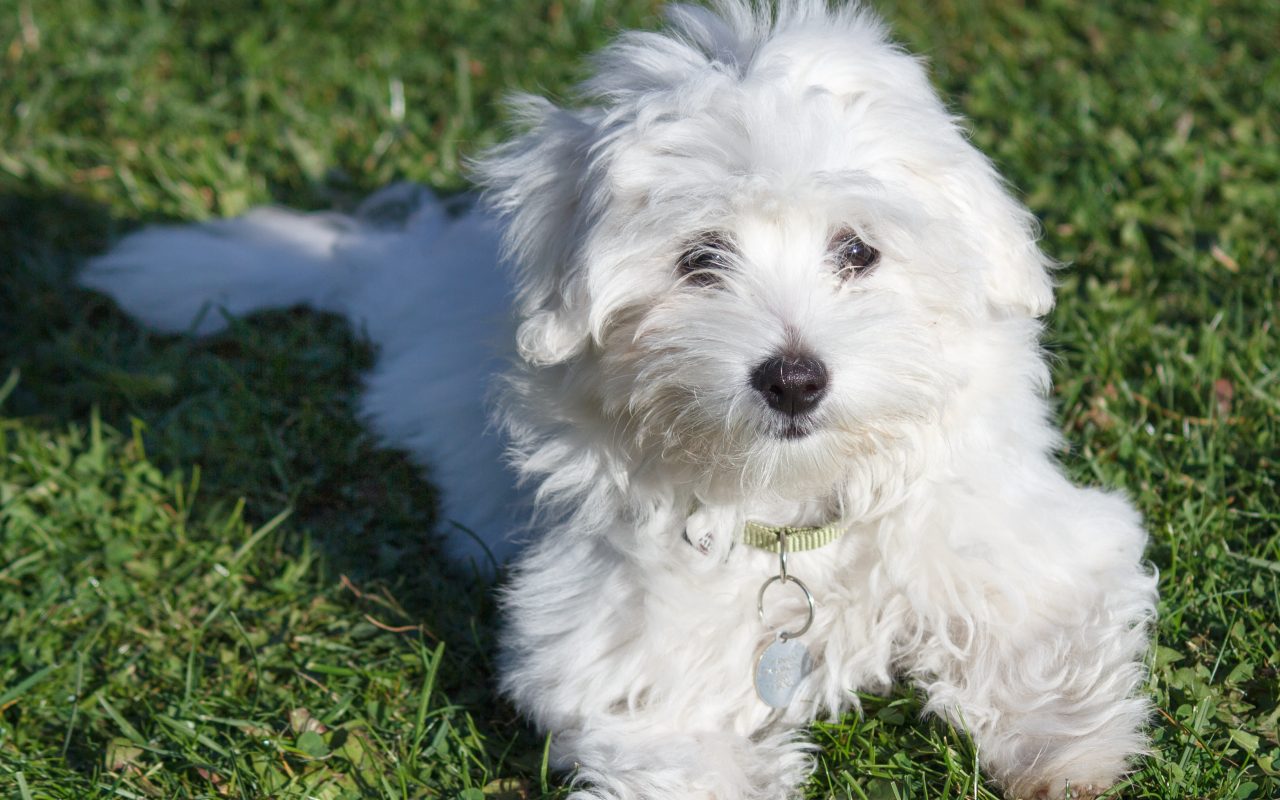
[82,2,1157,798]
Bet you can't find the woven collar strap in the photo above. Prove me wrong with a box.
[741,521,848,553]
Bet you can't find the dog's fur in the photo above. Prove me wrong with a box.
[82,2,1157,798]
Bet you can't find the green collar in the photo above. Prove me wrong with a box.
[741,521,848,553]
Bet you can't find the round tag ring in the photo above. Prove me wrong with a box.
[756,574,815,640]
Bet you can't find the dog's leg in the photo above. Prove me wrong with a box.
[503,535,819,799]
[548,725,812,800]
[924,615,1151,799]
[905,485,1157,799]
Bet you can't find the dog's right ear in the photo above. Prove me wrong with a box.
[475,95,599,366]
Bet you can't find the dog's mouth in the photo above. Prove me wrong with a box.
[774,416,818,440]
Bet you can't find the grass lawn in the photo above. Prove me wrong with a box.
[1,0,1276,797]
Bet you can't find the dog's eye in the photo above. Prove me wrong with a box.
[833,231,880,279]
[677,234,734,287]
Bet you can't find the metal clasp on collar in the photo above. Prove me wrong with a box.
[755,528,815,640]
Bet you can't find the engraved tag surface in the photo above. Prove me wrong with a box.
[754,637,812,708]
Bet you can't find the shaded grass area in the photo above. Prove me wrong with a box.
[1,0,1276,797]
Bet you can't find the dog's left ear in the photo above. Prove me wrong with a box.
[474,95,599,365]
[944,156,1057,319]
[906,144,1056,318]
[931,151,1059,320]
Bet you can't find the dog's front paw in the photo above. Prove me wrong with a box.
[1006,774,1112,800]
[986,726,1141,800]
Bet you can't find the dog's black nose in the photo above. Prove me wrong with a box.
[750,355,829,417]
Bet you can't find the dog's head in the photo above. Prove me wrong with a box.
[479,1,1054,501]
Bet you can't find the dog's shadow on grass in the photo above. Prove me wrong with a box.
[1,183,519,747]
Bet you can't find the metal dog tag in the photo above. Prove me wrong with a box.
[754,635,812,708]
